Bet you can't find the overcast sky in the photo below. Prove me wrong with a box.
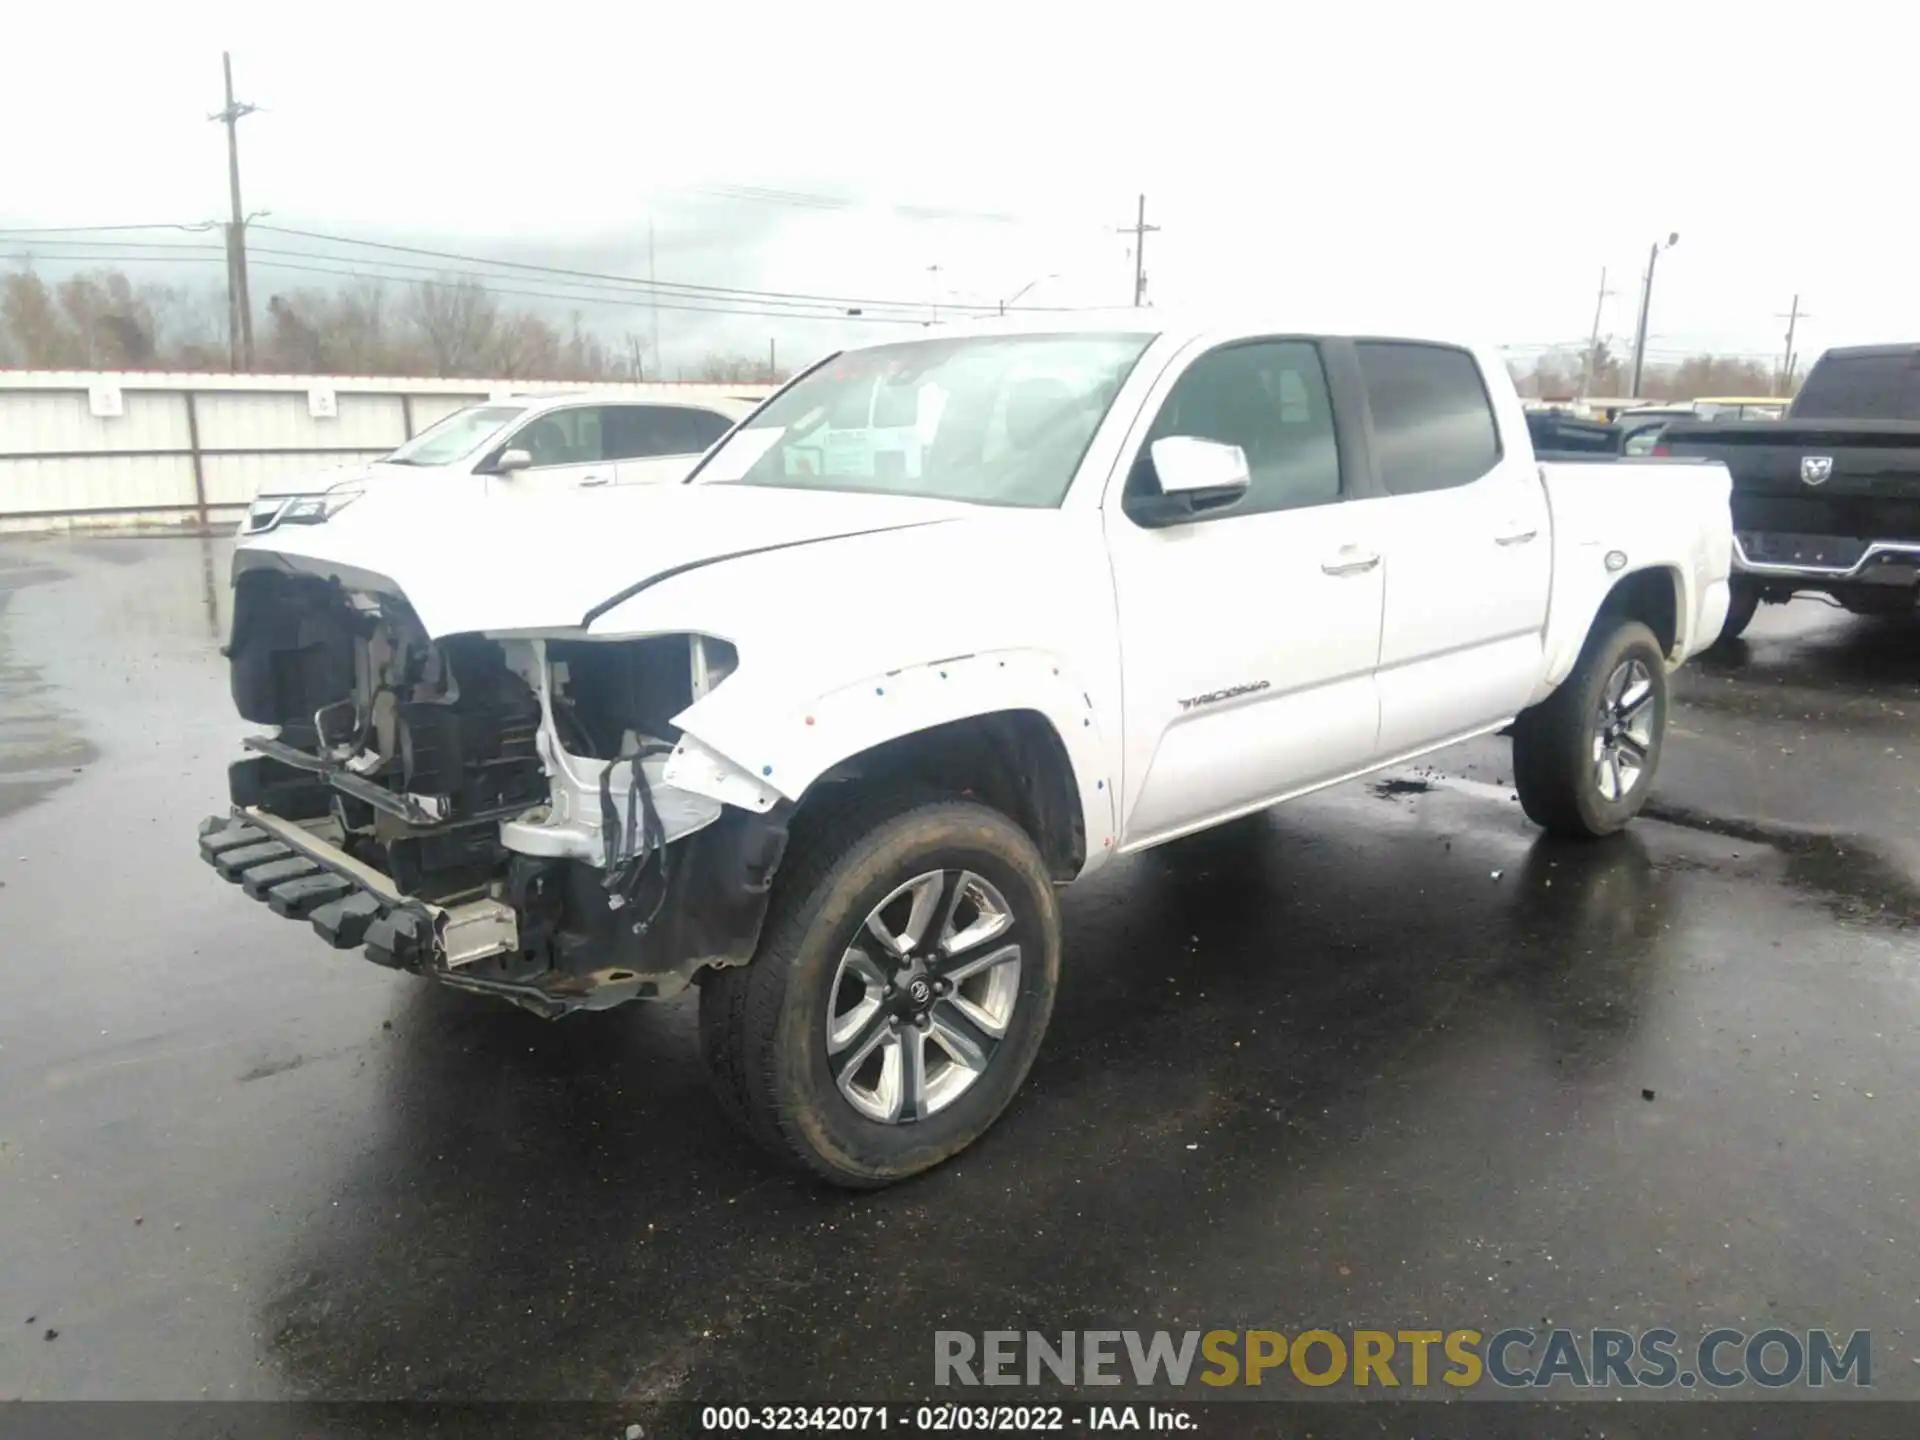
[1,0,1909,372]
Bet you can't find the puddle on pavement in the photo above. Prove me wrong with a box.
[0,556,96,818]
[1644,800,1919,931]
[1369,777,1434,799]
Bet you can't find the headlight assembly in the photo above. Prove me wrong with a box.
[243,488,365,536]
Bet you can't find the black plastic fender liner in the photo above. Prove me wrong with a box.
[551,804,792,987]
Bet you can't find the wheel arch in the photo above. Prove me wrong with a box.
[668,648,1117,880]
[794,710,1089,881]
[1597,565,1681,656]
[1538,562,1686,699]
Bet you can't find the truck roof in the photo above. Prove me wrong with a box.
[861,309,1499,353]
[1812,343,1920,361]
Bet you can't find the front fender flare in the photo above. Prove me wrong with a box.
[663,647,1119,860]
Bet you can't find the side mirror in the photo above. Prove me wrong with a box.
[494,447,533,474]
[1127,436,1251,527]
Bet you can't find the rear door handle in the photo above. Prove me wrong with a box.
[1321,547,1381,576]
[1495,525,1538,546]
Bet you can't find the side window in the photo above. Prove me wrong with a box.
[604,406,736,459]
[1355,342,1500,494]
[1127,339,1342,519]
[679,408,735,451]
[512,407,605,467]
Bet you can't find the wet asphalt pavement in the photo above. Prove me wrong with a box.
[1,536,1916,1413]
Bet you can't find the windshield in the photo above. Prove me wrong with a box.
[1792,353,1920,421]
[692,332,1153,506]
[386,404,526,466]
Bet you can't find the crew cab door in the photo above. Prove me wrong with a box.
[485,405,618,494]
[1104,337,1385,850]
[1353,342,1551,755]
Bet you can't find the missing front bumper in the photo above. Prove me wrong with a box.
[198,796,792,1019]
[199,807,517,972]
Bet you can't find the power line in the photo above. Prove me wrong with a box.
[248,222,1063,314]
[11,237,967,322]
[7,244,942,325]
[6,218,1087,318]
[0,222,221,236]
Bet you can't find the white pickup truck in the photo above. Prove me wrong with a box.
[199,315,1734,1186]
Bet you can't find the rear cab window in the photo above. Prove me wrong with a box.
[1790,352,1920,420]
[1355,342,1501,493]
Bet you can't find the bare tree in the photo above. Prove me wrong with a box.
[264,292,328,373]
[1643,355,1774,401]
[692,350,788,383]
[1,270,79,367]
[405,277,499,376]
[487,311,563,379]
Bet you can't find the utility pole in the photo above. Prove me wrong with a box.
[1777,294,1806,396]
[926,263,942,323]
[1114,194,1159,307]
[1578,266,1613,400]
[1628,231,1680,400]
[210,51,258,371]
[768,336,777,381]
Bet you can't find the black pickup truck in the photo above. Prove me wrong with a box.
[1657,344,1920,640]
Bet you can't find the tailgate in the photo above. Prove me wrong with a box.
[1661,423,1920,539]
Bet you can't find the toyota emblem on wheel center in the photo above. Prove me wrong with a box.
[1801,455,1835,485]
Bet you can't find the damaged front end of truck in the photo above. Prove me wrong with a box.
[199,559,791,1017]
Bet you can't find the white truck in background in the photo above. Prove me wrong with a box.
[199,314,1734,1186]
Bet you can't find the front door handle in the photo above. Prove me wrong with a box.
[1494,524,1538,546]
[578,474,612,487]
[1321,547,1381,577]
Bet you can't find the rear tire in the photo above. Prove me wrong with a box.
[1716,582,1760,644]
[698,787,1061,1188]
[1512,619,1668,839]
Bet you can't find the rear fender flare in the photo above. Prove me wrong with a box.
[1531,560,1688,706]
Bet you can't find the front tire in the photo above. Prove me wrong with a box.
[698,789,1061,1188]
[1512,619,1669,839]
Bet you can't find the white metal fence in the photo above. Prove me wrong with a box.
[0,371,778,534]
